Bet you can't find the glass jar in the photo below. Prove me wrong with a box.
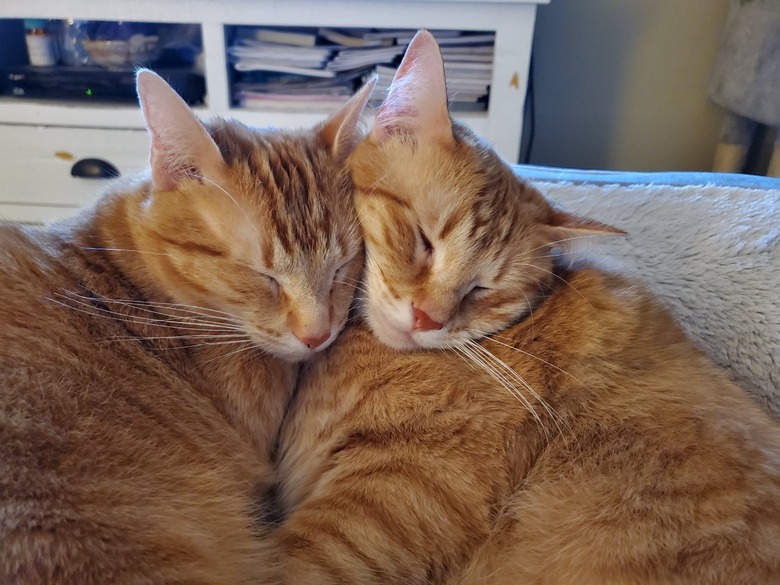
[24,19,57,67]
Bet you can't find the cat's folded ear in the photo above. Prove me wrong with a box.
[543,208,626,249]
[136,69,226,192]
[371,30,454,146]
[317,76,377,162]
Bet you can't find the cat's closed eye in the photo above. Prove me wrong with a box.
[335,260,352,279]
[259,272,280,295]
[333,260,355,292]
[418,226,433,260]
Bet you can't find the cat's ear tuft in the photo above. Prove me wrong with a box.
[136,69,226,192]
[544,208,626,248]
[317,76,377,161]
[372,30,453,145]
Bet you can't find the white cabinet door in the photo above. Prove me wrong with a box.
[0,125,149,223]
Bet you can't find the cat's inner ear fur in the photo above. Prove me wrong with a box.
[317,76,377,162]
[372,30,454,145]
[543,208,626,249]
[136,69,226,192]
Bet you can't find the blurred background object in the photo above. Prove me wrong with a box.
[709,0,780,177]
[24,19,57,67]
[525,0,730,172]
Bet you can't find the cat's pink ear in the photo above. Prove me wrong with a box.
[317,76,377,161]
[136,69,226,192]
[372,30,453,145]
[544,209,626,248]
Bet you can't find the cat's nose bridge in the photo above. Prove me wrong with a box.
[411,290,458,330]
[286,293,331,348]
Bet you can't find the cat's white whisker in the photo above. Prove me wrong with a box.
[519,263,595,311]
[47,296,118,321]
[455,341,551,442]
[334,279,371,296]
[461,340,551,441]
[334,275,363,285]
[200,341,262,366]
[62,292,241,325]
[153,339,255,352]
[110,306,242,329]
[365,169,392,193]
[467,340,573,444]
[100,333,248,343]
[91,298,238,319]
[57,290,230,315]
[471,329,590,390]
[81,246,174,257]
[51,293,244,334]
[518,288,536,336]
[62,305,239,333]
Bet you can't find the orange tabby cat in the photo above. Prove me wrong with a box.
[0,71,374,584]
[275,31,780,584]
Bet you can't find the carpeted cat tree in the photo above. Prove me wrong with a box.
[710,0,780,177]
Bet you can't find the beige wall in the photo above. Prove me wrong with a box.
[528,0,730,171]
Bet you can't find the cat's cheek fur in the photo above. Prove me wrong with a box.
[366,305,415,350]
[362,265,417,350]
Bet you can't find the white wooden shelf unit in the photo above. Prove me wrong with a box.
[0,0,546,222]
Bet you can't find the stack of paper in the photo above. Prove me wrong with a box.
[229,27,495,112]
[234,69,367,110]
[326,46,408,72]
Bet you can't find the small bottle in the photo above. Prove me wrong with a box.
[24,19,57,67]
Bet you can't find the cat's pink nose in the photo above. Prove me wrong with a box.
[297,331,330,349]
[412,307,443,331]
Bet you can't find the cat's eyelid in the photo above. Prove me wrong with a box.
[417,225,433,253]
[256,270,280,291]
[336,252,357,270]
[468,281,491,294]
[334,255,356,278]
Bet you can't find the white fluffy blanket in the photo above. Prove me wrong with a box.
[534,180,780,416]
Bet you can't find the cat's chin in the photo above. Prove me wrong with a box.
[370,325,418,351]
[370,325,465,352]
[273,346,318,362]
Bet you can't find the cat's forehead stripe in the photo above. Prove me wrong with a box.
[492,252,513,284]
[151,229,226,258]
[438,208,463,241]
[356,184,411,210]
[245,138,346,257]
[261,238,275,270]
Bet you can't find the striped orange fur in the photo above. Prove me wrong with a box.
[274,31,780,584]
[0,71,373,583]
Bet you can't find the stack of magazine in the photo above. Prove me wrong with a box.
[230,28,494,112]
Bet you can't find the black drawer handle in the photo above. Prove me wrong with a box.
[70,158,120,179]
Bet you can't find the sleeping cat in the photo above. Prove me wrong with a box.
[0,71,374,584]
[274,31,780,584]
